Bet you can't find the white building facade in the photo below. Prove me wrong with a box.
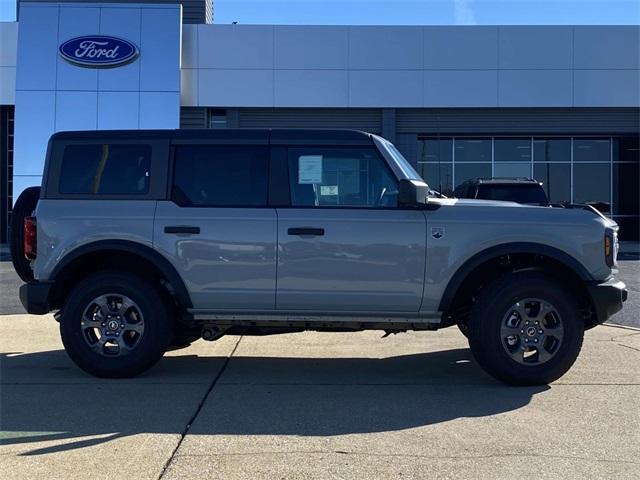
[0,1,639,242]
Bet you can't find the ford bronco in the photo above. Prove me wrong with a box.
[12,129,627,385]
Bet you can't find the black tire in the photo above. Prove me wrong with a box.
[468,271,584,386]
[10,186,41,282]
[457,322,469,338]
[60,271,171,378]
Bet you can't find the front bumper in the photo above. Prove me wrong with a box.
[586,278,628,325]
[19,281,54,315]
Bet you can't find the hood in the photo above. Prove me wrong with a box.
[428,197,522,208]
[427,197,619,228]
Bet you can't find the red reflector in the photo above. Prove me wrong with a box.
[23,216,37,260]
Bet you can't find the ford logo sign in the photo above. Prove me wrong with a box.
[59,35,139,68]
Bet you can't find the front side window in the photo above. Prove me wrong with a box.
[172,145,269,207]
[59,144,151,195]
[288,148,398,208]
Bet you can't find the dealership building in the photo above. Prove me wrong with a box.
[0,0,639,243]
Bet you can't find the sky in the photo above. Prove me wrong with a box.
[1,0,639,24]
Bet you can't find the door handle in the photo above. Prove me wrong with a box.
[288,227,325,236]
[164,226,200,234]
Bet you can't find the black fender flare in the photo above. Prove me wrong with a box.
[50,239,193,308]
[438,242,594,313]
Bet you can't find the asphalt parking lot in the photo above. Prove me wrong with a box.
[1,255,639,479]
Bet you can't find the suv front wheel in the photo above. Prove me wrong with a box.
[60,271,171,378]
[468,271,584,386]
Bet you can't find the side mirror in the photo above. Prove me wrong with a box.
[398,179,429,207]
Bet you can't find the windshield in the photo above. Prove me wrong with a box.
[380,140,422,181]
[476,184,549,205]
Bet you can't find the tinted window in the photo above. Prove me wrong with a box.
[454,138,491,162]
[421,138,453,163]
[476,184,549,204]
[494,138,531,162]
[494,162,531,178]
[533,138,571,162]
[613,137,640,163]
[573,163,611,208]
[288,148,398,207]
[533,163,571,203]
[59,144,151,195]
[172,145,268,207]
[613,163,639,215]
[454,163,491,186]
[573,138,611,162]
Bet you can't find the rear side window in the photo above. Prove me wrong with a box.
[172,145,269,207]
[59,144,151,195]
[477,184,549,204]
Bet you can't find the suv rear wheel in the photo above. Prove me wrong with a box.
[60,271,171,378]
[468,271,584,386]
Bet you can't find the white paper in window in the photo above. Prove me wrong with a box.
[298,155,323,184]
[320,185,338,196]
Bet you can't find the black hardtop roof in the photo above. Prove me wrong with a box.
[50,128,375,145]
[460,177,542,186]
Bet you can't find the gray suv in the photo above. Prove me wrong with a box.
[13,129,627,385]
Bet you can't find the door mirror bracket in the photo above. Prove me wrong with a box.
[398,179,429,207]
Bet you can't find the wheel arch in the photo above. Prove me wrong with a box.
[49,240,193,311]
[439,242,595,327]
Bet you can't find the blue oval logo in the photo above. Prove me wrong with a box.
[59,35,139,68]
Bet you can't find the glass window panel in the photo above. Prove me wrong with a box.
[60,144,151,195]
[573,163,611,210]
[613,163,640,215]
[573,138,611,162]
[454,163,492,188]
[209,108,227,129]
[533,163,571,204]
[613,137,640,163]
[494,162,531,178]
[419,163,453,196]
[533,138,571,162]
[494,138,531,162]
[420,138,453,163]
[476,184,548,204]
[172,145,269,207]
[454,138,491,162]
[612,216,639,241]
[287,147,398,208]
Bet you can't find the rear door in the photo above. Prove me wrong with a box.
[154,141,277,310]
[275,145,427,313]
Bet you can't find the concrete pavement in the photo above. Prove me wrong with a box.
[1,314,639,479]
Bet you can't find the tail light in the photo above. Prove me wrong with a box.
[24,216,37,260]
[604,227,618,268]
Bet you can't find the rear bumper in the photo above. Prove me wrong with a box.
[586,278,628,325]
[19,281,53,314]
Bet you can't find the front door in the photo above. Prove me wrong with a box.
[276,146,426,313]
